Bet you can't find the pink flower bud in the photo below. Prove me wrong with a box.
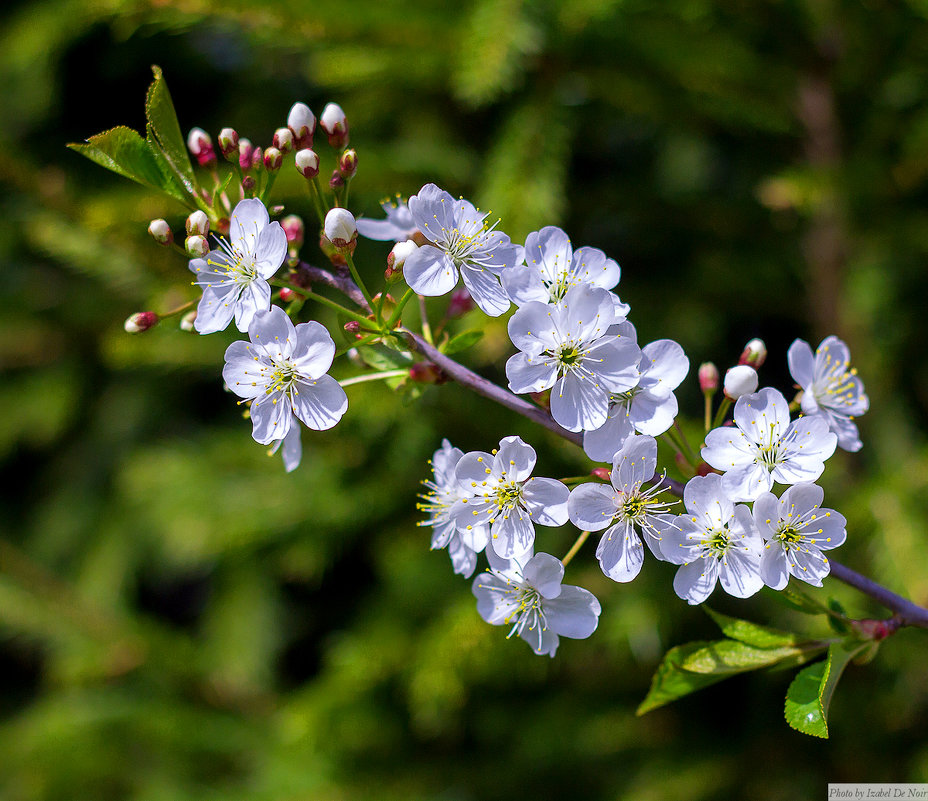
[124,311,159,333]
[320,102,349,148]
[272,127,293,154]
[409,361,446,384]
[294,148,319,179]
[185,210,209,236]
[447,287,476,318]
[738,338,767,368]
[279,287,297,302]
[698,362,719,394]
[186,127,216,167]
[218,128,239,159]
[241,175,256,192]
[590,467,611,482]
[287,102,316,148]
[148,219,173,245]
[263,147,283,172]
[238,139,254,171]
[344,320,361,334]
[324,208,357,249]
[329,170,345,189]
[723,365,759,399]
[185,234,210,258]
[281,215,304,249]
[251,147,264,171]
[338,148,358,179]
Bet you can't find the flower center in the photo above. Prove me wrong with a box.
[267,361,298,396]
[775,523,804,548]
[210,236,258,284]
[493,481,524,514]
[703,527,732,557]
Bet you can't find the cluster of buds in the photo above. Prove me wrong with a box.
[184,210,211,258]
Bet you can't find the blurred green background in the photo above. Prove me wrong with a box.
[2,0,928,798]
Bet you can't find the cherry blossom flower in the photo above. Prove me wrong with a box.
[506,284,641,432]
[222,306,347,445]
[660,474,763,604]
[472,552,601,656]
[753,483,847,589]
[402,183,519,316]
[356,198,419,242]
[583,336,689,461]
[568,436,677,582]
[450,436,569,560]
[501,225,629,318]
[701,387,837,502]
[189,198,287,334]
[788,335,869,452]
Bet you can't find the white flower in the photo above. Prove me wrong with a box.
[568,435,677,582]
[222,306,348,444]
[402,183,519,316]
[269,425,302,473]
[356,198,419,242]
[501,225,629,318]
[506,284,641,432]
[660,474,763,604]
[788,335,869,452]
[723,365,759,399]
[324,208,357,248]
[754,483,846,589]
[583,336,689,461]
[450,436,569,560]
[701,387,837,501]
[472,552,601,657]
[189,198,287,335]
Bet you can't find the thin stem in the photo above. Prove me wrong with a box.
[711,396,732,430]
[561,531,591,567]
[344,251,378,323]
[272,280,372,325]
[673,420,699,465]
[828,561,928,630]
[704,394,712,434]
[159,298,197,320]
[339,369,409,388]
[386,288,416,329]
[418,295,434,345]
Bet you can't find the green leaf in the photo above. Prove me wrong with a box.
[442,330,484,355]
[784,640,868,738]
[765,586,831,615]
[680,639,825,675]
[357,344,414,372]
[637,641,733,715]
[704,607,803,648]
[68,127,188,204]
[144,65,196,194]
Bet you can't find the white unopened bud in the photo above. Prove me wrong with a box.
[724,365,759,399]
[320,102,349,147]
[263,147,283,172]
[273,127,294,154]
[186,127,216,166]
[324,208,357,248]
[148,219,173,245]
[180,310,197,331]
[185,210,209,237]
[218,127,239,159]
[287,102,316,144]
[124,311,159,333]
[185,234,210,258]
[738,338,767,368]
[389,240,418,270]
[294,148,320,179]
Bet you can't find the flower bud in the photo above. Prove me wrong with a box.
[281,215,304,249]
[698,362,719,395]
[329,170,345,189]
[263,147,283,172]
[238,138,254,171]
[180,310,197,331]
[318,232,345,266]
[738,338,767,368]
[185,234,210,258]
[218,128,239,160]
[385,240,417,282]
[338,148,358,179]
[185,210,209,237]
[279,287,297,302]
[723,365,759,399]
[148,219,173,246]
[272,127,294,154]
[590,467,611,482]
[324,208,357,249]
[241,175,256,193]
[186,127,216,167]
[320,102,349,148]
[251,147,265,171]
[344,320,361,334]
[124,311,159,333]
[409,361,446,384]
[294,148,319,179]
[287,102,316,148]
[447,287,476,318]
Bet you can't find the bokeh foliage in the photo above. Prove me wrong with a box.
[1,0,928,798]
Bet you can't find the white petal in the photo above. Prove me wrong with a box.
[505,352,558,395]
[521,477,569,526]
[255,221,288,278]
[789,546,831,586]
[460,265,510,317]
[500,265,548,306]
[550,372,609,433]
[234,279,271,333]
[567,483,616,531]
[222,340,268,399]
[408,183,456,242]
[544,585,601,638]
[752,491,780,539]
[229,198,270,247]
[404,246,458,296]
[279,425,302,472]
[447,533,478,578]
[490,507,535,560]
[596,521,645,582]
[629,392,678,436]
[507,301,561,354]
[522,553,564,599]
[761,547,789,590]
[673,558,719,605]
[702,427,754,471]
[639,339,689,392]
[249,306,295,360]
[733,387,790,444]
[494,436,536,482]
[250,393,292,444]
[291,321,336,379]
[585,336,641,394]
[472,571,519,624]
[721,461,772,502]
[291,375,348,431]
[787,339,815,389]
[571,246,620,290]
[718,550,763,598]
[613,434,657,491]
[525,226,572,284]
[582,408,634,462]
[194,284,238,334]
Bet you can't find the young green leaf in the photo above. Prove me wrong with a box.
[145,65,196,194]
[442,330,483,354]
[357,344,414,372]
[680,639,825,675]
[704,607,803,648]
[636,641,733,715]
[784,640,869,738]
